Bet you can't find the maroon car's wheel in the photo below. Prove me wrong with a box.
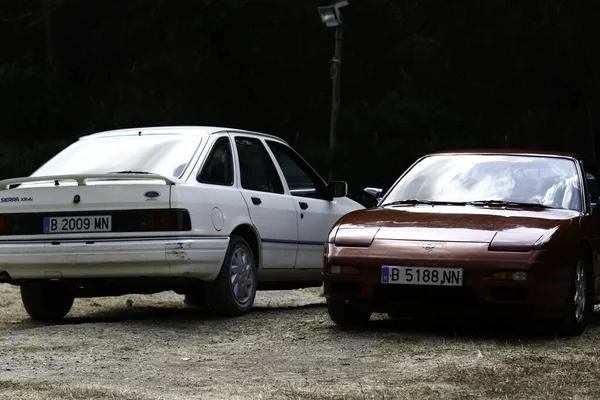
[557,254,592,337]
[327,302,372,328]
[20,281,74,321]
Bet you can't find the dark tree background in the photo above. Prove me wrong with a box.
[1,0,599,200]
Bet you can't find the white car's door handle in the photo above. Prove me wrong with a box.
[299,202,309,210]
[251,197,262,205]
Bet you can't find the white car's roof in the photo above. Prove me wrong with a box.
[80,126,288,144]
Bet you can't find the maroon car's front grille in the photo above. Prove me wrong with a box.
[373,284,477,304]
[490,287,529,302]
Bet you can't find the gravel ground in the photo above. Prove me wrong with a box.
[1,283,600,400]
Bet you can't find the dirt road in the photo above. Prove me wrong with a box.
[1,283,600,400]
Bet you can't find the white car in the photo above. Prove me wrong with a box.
[0,126,363,320]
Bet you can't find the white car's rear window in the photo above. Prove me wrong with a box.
[32,134,204,178]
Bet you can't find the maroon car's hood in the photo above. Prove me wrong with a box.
[334,205,580,248]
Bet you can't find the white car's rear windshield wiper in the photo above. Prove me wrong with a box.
[382,199,468,207]
[467,200,551,209]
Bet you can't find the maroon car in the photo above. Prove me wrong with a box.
[324,151,600,336]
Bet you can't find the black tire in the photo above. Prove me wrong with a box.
[327,302,372,329]
[206,235,257,317]
[388,311,408,319]
[556,254,592,337]
[184,284,207,308]
[20,281,74,321]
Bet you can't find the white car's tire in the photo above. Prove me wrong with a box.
[20,281,74,321]
[183,286,207,308]
[206,235,257,316]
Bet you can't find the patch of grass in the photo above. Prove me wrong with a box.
[0,380,151,400]
[0,298,15,307]
[270,383,477,400]
[271,385,387,400]
[11,343,84,353]
[434,351,600,399]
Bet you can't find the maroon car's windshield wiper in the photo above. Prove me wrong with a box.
[467,200,551,209]
[382,199,468,207]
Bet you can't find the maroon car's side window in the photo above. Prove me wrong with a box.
[585,168,600,206]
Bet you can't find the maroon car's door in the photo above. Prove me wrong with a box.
[583,161,600,298]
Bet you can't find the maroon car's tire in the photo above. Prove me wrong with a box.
[327,302,372,328]
[20,281,74,321]
[556,254,592,337]
[206,236,257,317]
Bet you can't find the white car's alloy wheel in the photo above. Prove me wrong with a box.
[207,235,257,316]
[230,247,254,305]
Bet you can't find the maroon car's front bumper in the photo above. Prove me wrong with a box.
[324,240,573,319]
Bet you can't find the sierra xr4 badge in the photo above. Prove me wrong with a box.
[1,197,33,203]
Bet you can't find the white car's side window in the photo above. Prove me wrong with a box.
[266,140,327,199]
[198,137,234,186]
[235,137,284,194]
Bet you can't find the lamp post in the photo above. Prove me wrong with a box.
[317,0,349,182]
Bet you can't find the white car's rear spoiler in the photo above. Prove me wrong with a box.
[0,173,177,190]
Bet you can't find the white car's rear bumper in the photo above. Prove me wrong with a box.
[0,237,229,281]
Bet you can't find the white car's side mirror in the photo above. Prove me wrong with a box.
[328,181,348,199]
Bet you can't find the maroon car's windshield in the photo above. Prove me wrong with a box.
[384,154,582,211]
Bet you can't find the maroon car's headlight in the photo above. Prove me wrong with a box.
[334,227,379,247]
[327,225,340,243]
[531,226,559,250]
[488,228,548,252]
[329,265,361,275]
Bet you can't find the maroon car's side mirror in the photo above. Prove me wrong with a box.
[362,187,383,208]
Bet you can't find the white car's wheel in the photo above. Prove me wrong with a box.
[20,281,74,321]
[206,235,257,316]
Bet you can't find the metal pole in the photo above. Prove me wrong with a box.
[328,26,343,182]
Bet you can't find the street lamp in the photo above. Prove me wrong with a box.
[317,1,348,27]
[318,0,349,182]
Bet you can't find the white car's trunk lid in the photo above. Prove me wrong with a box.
[0,174,187,240]
[0,174,174,213]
